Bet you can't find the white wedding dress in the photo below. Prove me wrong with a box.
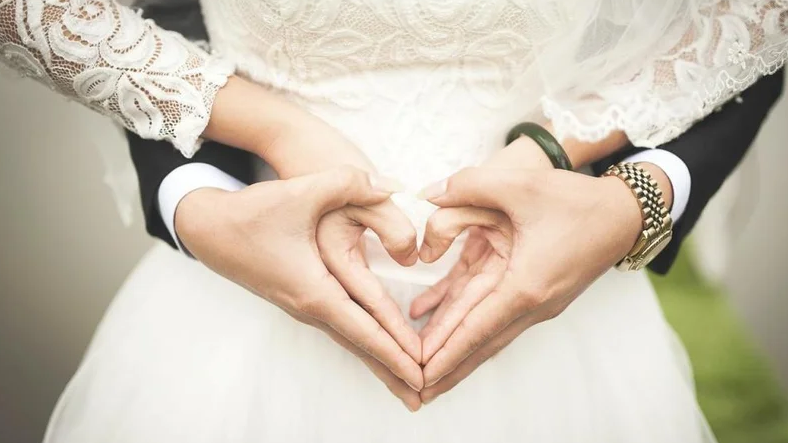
[4,1,788,442]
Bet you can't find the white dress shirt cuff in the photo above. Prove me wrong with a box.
[621,149,691,222]
[158,163,246,255]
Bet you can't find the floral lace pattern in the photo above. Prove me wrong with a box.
[544,0,788,147]
[200,0,560,103]
[0,0,234,156]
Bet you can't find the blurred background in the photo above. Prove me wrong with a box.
[1,69,788,442]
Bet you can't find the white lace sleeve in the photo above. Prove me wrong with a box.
[0,0,234,157]
[541,0,788,148]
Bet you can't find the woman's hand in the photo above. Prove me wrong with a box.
[176,167,423,411]
[410,152,650,404]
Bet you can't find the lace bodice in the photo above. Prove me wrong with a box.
[201,0,788,147]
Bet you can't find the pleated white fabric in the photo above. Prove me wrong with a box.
[45,242,714,443]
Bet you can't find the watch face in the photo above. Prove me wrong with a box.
[637,231,673,269]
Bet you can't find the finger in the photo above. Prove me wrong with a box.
[308,278,424,391]
[316,321,422,412]
[347,201,418,266]
[409,260,468,320]
[417,167,523,210]
[409,277,451,320]
[290,166,404,216]
[321,243,422,363]
[419,272,474,340]
[421,272,499,364]
[421,207,508,263]
[422,274,523,387]
[410,231,490,320]
[357,347,422,413]
[417,242,502,341]
[421,313,532,405]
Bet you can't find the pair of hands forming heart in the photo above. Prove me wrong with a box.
[184,77,664,411]
[180,106,659,411]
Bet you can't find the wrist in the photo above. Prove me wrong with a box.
[174,187,232,253]
[598,176,645,260]
[487,136,554,170]
[263,121,376,179]
[600,163,675,270]
[541,122,628,168]
[204,76,299,158]
[635,162,674,210]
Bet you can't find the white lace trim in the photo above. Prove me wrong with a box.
[0,0,235,157]
[543,0,788,148]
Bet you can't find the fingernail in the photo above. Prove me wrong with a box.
[406,247,420,266]
[406,380,422,392]
[423,368,442,388]
[416,179,447,201]
[419,244,433,263]
[402,400,419,412]
[369,174,406,193]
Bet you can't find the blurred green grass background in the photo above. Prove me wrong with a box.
[652,251,788,442]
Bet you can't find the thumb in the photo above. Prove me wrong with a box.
[288,166,405,216]
[345,200,419,266]
[420,207,509,263]
[416,167,520,210]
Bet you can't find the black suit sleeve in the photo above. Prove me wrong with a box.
[593,69,785,275]
[127,1,256,249]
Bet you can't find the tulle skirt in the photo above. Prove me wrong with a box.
[44,243,715,443]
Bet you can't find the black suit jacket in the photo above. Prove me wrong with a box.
[128,1,785,275]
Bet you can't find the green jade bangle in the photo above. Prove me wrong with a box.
[505,122,573,171]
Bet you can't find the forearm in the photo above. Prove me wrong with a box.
[555,125,629,170]
[202,76,290,158]
[205,76,374,178]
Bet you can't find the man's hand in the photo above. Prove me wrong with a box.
[411,163,647,404]
[175,167,423,411]
[317,198,422,361]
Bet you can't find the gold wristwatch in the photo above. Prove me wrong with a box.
[603,162,673,271]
